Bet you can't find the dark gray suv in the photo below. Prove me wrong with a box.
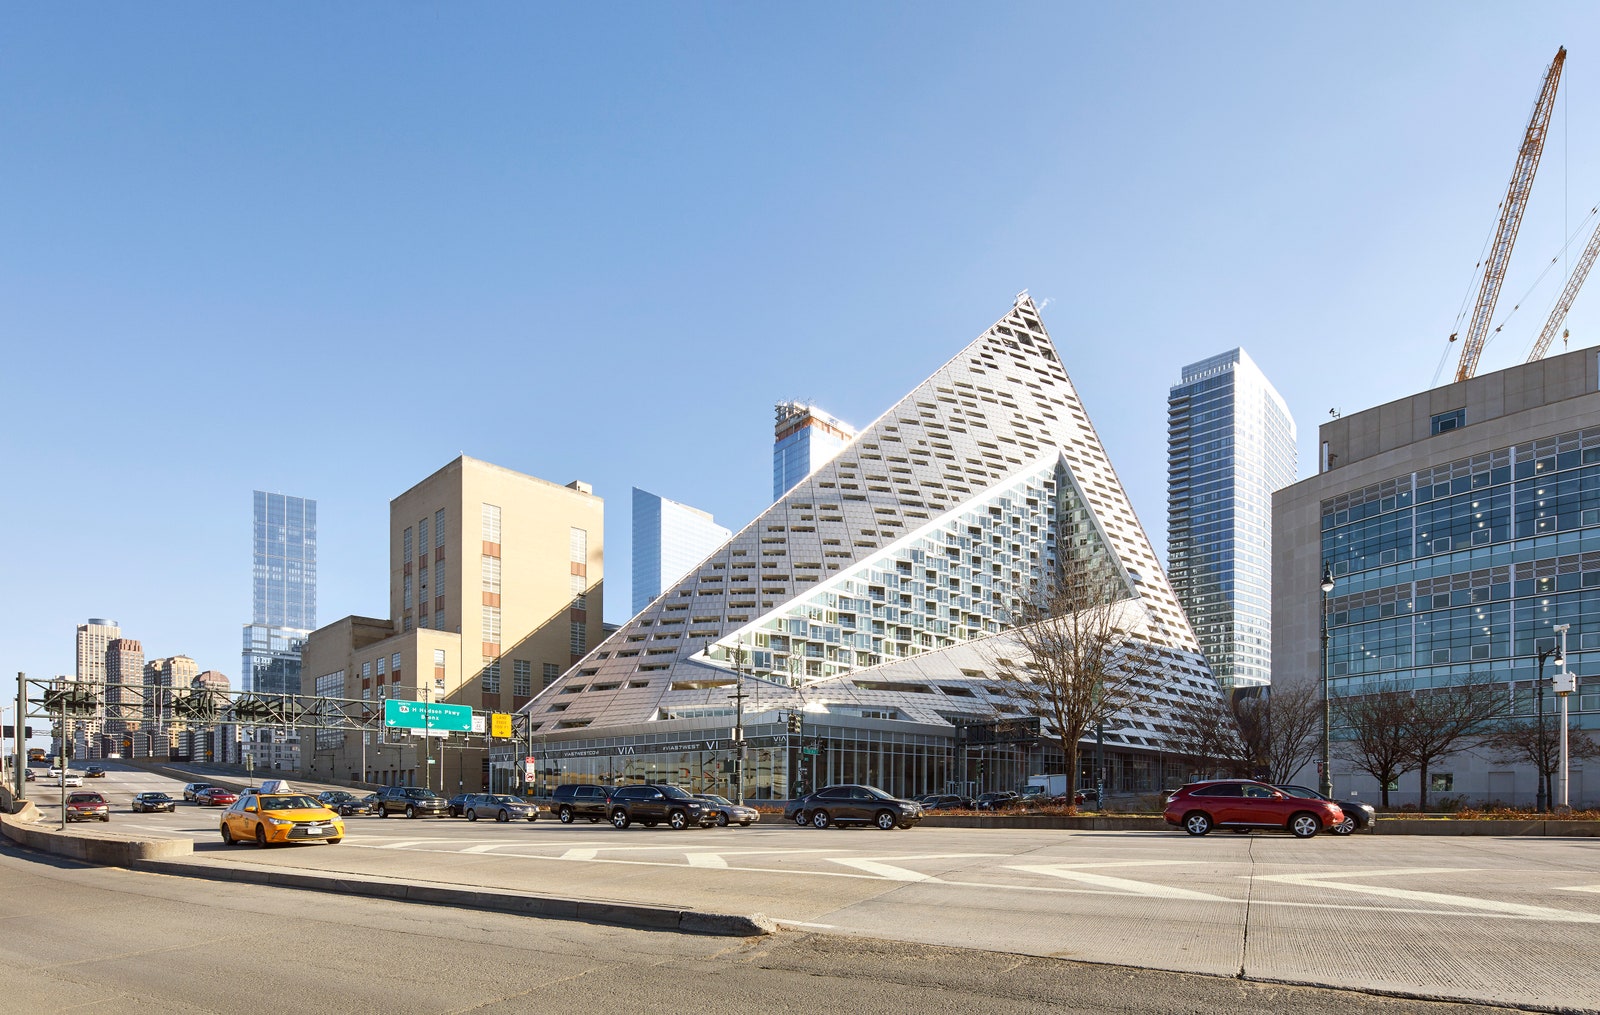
[607,784,717,830]
[784,784,923,830]
[552,784,614,824]
[374,785,449,818]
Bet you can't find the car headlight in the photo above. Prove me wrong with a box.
[266,817,293,827]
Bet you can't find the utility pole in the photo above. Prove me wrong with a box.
[731,640,747,806]
[14,674,26,802]
[1554,624,1574,810]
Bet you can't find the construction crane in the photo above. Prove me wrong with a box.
[1451,46,1566,383]
[1527,211,1600,362]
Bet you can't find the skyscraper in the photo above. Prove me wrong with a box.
[243,492,317,694]
[631,488,732,615]
[104,637,143,735]
[773,401,855,501]
[1167,348,1297,688]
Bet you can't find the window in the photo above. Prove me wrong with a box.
[392,653,402,671]
[418,517,429,555]
[376,656,386,676]
[1430,409,1465,435]
[403,575,413,610]
[433,649,446,668]
[482,658,501,693]
[435,609,445,631]
[483,606,502,644]
[570,622,587,655]
[435,558,445,597]
[513,660,532,696]
[482,503,501,543]
[572,592,587,611]
[570,527,587,564]
[482,555,502,594]
[1430,773,1453,792]
[361,662,370,679]
[543,663,560,687]
[403,527,413,563]
[434,508,445,548]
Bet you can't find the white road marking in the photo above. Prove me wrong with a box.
[826,853,1002,882]
[1558,884,1600,895]
[463,844,504,853]
[1009,864,1230,901]
[1254,869,1600,924]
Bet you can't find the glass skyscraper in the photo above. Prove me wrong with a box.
[242,491,316,694]
[773,401,855,501]
[632,488,732,615]
[1167,349,1296,687]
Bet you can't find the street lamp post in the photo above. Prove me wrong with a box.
[1553,624,1573,811]
[1535,642,1561,813]
[1319,561,1335,798]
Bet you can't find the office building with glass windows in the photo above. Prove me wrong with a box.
[242,492,317,695]
[520,295,1223,803]
[632,488,733,615]
[773,401,856,501]
[1167,349,1297,688]
[1274,345,1600,807]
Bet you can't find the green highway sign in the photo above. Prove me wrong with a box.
[384,698,472,733]
[802,747,819,756]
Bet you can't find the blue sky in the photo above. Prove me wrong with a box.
[5,4,1600,737]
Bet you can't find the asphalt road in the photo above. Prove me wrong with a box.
[18,761,1600,1013]
[0,842,1537,1015]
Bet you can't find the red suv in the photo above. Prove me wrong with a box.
[1164,779,1344,839]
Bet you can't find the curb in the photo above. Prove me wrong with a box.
[129,856,776,937]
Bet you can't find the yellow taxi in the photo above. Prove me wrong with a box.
[220,790,344,847]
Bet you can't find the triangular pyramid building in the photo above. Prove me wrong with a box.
[523,296,1219,785]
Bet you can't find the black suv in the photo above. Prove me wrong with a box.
[607,784,717,830]
[373,785,449,818]
[552,784,614,824]
[785,784,923,830]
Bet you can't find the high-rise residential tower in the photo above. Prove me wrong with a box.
[1167,349,1297,688]
[104,637,143,735]
[631,488,732,615]
[76,619,119,686]
[243,492,317,694]
[773,401,855,501]
[144,655,198,728]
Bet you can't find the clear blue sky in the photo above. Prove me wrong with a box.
[6,4,1600,739]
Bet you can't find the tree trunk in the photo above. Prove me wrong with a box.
[1418,760,1430,812]
[1379,771,1391,809]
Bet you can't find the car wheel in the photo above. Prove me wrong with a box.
[406,805,417,818]
[527,815,538,822]
[716,813,729,827]
[1333,815,1356,836]
[875,810,896,830]
[1183,811,1212,836]
[497,810,509,823]
[611,809,630,829]
[1290,812,1322,839]
[811,810,830,829]
[221,825,235,845]
[668,810,688,830]
[101,815,110,823]
[378,806,388,818]
[793,811,808,827]
[326,838,342,845]
[467,809,478,822]
[255,824,268,848]
[558,806,573,823]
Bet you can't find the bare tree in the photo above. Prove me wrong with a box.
[1480,712,1600,808]
[1334,687,1414,808]
[994,554,1150,795]
[1163,692,1251,780]
[1399,678,1509,811]
[1246,683,1324,785]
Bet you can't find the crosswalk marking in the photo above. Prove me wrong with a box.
[1008,864,1230,900]
[827,853,1003,882]
[1254,869,1600,924]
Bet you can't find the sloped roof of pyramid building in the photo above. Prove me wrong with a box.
[524,294,1203,732]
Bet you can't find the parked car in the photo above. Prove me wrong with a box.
[917,794,974,811]
[446,793,472,818]
[453,793,539,823]
[974,791,1022,811]
[219,792,344,847]
[785,784,923,830]
[607,784,717,829]
[552,783,615,824]
[131,792,177,813]
[317,790,373,816]
[24,768,35,782]
[61,772,84,788]
[83,765,106,778]
[373,785,449,818]
[182,782,215,802]
[1275,784,1375,835]
[1163,780,1345,838]
[692,793,760,826]
[65,790,110,822]
[195,787,239,807]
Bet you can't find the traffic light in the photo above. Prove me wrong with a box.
[787,713,803,735]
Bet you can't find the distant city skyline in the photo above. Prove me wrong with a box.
[7,9,1600,704]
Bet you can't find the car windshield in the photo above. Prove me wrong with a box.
[68,792,100,803]
[659,785,693,800]
[862,786,895,800]
[490,796,521,805]
[259,795,322,810]
[325,792,352,801]
[700,795,732,806]
[144,794,170,801]
[406,788,439,799]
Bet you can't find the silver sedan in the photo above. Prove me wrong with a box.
[456,794,539,822]
[693,793,761,827]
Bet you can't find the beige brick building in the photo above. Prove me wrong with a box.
[300,456,604,792]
